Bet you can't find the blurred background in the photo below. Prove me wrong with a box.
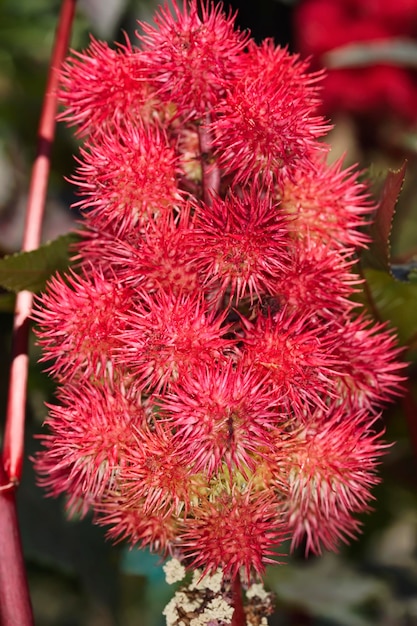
[1,0,417,624]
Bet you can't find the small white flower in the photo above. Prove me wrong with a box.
[246,582,269,601]
[163,558,186,585]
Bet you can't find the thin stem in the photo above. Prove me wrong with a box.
[198,118,220,204]
[0,458,34,625]
[357,260,382,325]
[2,0,77,485]
[231,572,246,626]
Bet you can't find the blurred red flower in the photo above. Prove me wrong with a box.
[295,0,417,122]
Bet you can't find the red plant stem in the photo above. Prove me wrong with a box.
[0,458,34,625]
[231,573,246,626]
[2,0,77,486]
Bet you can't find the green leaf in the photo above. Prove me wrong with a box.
[363,163,407,272]
[0,233,78,293]
[363,268,417,347]
[266,554,387,626]
[0,291,16,312]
